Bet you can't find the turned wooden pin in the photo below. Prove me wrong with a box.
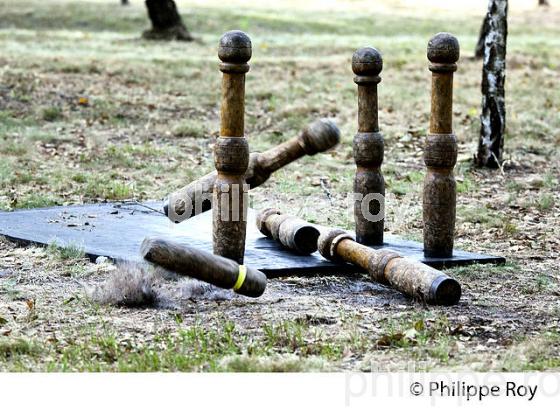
[317,229,461,305]
[165,119,340,221]
[256,208,320,255]
[141,237,267,297]
[423,33,460,258]
[352,47,385,246]
[213,30,252,263]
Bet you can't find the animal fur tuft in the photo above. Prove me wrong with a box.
[88,262,164,308]
[176,279,232,301]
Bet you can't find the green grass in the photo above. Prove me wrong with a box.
[79,176,134,200]
[537,193,555,211]
[0,313,467,371]
[14,192,60,209]
[172,120,208,139]
[47,240,86,261]
[450,262,519,280]
[0,338,43,360]
[41,106,63,122]
[1,319,342,371]
[457,205,519,234]
[500,332,560,371]
[0,0,559,372]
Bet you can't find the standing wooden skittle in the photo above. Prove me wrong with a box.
[423,33,460,258]
[213,30,252,263]
[352,47,385,245]
[318,229,461,305]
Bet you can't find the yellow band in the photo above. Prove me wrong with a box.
[233,265,247,291]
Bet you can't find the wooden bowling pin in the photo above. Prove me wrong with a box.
[213,30,252,263]
[423,33,460,258]
[352,47,385,246]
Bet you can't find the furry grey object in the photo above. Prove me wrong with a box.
[87,262,232,309]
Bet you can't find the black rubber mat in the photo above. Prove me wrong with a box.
[0,202,505,277]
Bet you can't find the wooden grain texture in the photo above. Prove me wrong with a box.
[165,119,339,222]
[317,228,461,305]
[141,237,266,297]
[352,47,385,246]
[423,33,459,258]
[256,208,320,255]
[213,30,252,263]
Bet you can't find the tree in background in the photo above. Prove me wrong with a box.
[476,0,548,58]
[142,0,193,41]
[476,0,508,168]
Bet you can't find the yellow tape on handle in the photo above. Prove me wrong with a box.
[233,265,247,291]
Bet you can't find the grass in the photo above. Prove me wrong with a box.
[0,318,346,371]
[0,0,558,372]
[172,120,208,139]
[47,240,86,261]
[0,311,464,371]
[41,106,63,122]
[14,193,60,209]
[500,332,560,371]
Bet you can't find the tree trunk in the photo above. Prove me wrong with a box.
[474,13,490,59]
[121,0,129,5]
[538,0,549,6]
[476,0,508,168]
[142,0,193,41]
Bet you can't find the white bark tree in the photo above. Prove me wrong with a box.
[476,0,508,168]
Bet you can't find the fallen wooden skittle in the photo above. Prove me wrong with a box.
[254,209,460,304]
[256,208,320,255]
[164,118,340,222]
[317,228,461,305]
[141,237,267,297]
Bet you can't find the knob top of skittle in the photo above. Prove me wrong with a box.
[219,30,252,64]
[427,32,460,64]
[352,47,383,77]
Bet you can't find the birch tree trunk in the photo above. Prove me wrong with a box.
[474,13,490,59]
[476,0,508,168]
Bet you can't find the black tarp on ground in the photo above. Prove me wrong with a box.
[0,202,505,277]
